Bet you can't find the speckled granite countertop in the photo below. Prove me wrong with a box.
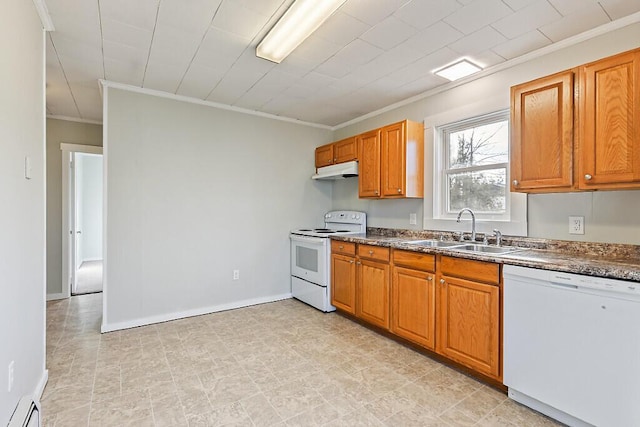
[331,228,640,282]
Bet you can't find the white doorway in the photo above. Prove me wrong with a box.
[61,144,103,297]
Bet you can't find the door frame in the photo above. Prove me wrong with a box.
[61,143,103,298]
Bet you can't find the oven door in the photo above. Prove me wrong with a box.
[290,234,328,286]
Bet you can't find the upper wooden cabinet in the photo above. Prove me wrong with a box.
[334,137,357,164]
[315,143,334,168]
[359,120,424,199]
[510,71,574,192]
[357,129,382,197]
[511,47,640,193]
[579,49,640,190]
[314,137,357,168]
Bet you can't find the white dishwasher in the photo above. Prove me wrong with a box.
[503,265,640,427]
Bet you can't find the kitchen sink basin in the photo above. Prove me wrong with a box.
[401,240,466,248]
[451,244,523,255]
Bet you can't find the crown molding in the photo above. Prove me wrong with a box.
[99,80,333,131]
[47,115,102,125]
[32,0,55,31]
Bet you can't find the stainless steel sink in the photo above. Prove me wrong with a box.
[401,240,466,248]
[451,244,523,255]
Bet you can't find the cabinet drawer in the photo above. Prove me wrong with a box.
[392,250,435,272]
[358,244,390,262]
[331,240,356,256]
[440,256,500,285]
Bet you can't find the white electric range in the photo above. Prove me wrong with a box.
[290,211,366,312]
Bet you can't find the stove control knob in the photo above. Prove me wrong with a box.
[355,215,359,219]
[351,214,356,219]
[325,213,331,218]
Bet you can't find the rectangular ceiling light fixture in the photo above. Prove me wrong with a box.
[256,0,347,64]
[434,59,483,81]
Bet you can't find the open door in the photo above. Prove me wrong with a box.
[61,144,103,297]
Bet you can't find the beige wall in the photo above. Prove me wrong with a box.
[46,118,103,296]
[331,22,640,244]
[103,88,332,330]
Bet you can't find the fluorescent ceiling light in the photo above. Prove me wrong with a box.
[434,59,483,81]
[256,0,347,64]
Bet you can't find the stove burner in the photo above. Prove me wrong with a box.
[314,228,330,231]
[336,230,351,232]
[314,230,336,234]
[298,229,312,231]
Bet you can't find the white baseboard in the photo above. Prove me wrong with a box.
[46,293,66,301]
[101,293,292,333]
[34,369,48,400]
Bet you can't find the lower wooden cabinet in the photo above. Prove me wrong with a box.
[391,266,436,350]
[437,275,500,378]
[331,253,356,314]
[357,258,390,329]
[331,243,502,382]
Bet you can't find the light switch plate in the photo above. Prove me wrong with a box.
[569,216,584,235]
[409,213,417,225]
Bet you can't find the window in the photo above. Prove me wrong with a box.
[439,110,510,220]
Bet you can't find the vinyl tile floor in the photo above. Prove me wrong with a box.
[43,294,561,426]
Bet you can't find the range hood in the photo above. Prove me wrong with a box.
[312,160,358,180]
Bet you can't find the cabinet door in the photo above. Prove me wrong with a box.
[358,130,381,198]
[331,254,356,314]
[510,71,574,192]
[315,143,334,168]
[391,266,436,350]
[334,137,357,163]
[580,49,640,189]
[437,276,500,378]
[381,122,406,197]
[357,259,389,329]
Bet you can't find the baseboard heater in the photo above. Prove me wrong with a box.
[8,396,41,427]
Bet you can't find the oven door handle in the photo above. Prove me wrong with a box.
[289,234,326,244]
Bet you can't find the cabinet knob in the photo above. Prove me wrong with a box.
[440,279,445,285]
[368,250,374,255]
[427,276,433,281]
[512,180,519,186]
[374,190,379,195]
[397,188,401,193]
[339,245,344,249]
[349,260,354,264]
[356,261,361,265]
[333,158,337,162]
[585,174,592,181]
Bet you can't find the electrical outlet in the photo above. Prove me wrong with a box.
[8,361,14,392]
[569,216,585,235]
[409,213,417,225]
[233,270,239,280]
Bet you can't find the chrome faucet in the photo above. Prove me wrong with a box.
[456,208,476,242]
[493,229,503,247]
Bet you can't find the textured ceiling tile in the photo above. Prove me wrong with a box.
[403,21,463,55]
[444,0,512,35]
[69,83,103,120]
[289,34,343,65]
[49,33,103,63]
[314,11,370,46]
[595,0,640,19]
[157,0,222,35]
[57,55,104,86]
[99,0,160,31]
[101,17,154,50]
[539,4,610,42]
[471,49,507,68]
[492,0,561,39]
[382,47,460,86]
[211,1,271,40]
[492,30,551,59]
[104,57,146,87]
[394,0,460,29]
[314,40,384,78]
[341,0,408,26]
[449,26,507,55]
[175,63,225,99]
[143,60,189,93]
[359,16,418,50]
[547,0,599,16]
[502,0,538,11]
[206,65,268,105]
[103,40,148,70]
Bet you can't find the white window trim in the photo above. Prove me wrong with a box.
[423,96,527,237]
